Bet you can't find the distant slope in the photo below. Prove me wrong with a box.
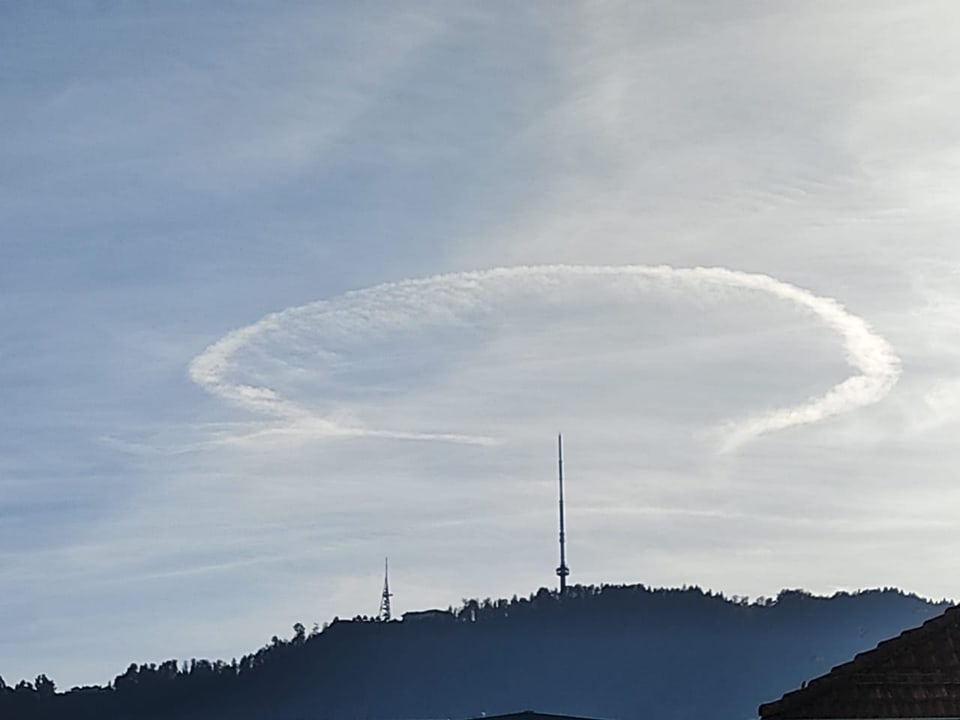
[0,585,950,720]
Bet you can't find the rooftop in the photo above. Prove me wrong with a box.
[760,605,960,718]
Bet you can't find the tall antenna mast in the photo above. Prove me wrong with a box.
[379,557,393,621]
[556,433,570,595]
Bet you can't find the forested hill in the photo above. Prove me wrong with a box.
[1,585,950,720]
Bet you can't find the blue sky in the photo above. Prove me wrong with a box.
[5,0,960,688]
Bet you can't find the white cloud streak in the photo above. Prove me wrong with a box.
[189,264,901,452]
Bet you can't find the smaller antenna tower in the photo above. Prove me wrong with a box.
[556,433,570,595]
[379,557,393,621]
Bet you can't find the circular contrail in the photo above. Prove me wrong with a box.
[189,265,901,452]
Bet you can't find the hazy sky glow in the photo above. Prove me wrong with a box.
[5,0,960,688]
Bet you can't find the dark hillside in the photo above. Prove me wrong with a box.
[0,584,949,720]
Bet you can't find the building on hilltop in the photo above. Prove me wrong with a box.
[401,609,454,623]
[759,604,960,719]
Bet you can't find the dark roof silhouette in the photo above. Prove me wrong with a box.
[759,605,960,718]
[474,713,607,720]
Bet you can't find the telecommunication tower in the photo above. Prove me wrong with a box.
[556,433,570,594]
[379,557,393,621]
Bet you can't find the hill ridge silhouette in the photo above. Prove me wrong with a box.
[1,583,950,720]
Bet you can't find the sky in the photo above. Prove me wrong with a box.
[4,0,960,689]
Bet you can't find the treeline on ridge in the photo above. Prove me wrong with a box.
[0,583,949,720]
